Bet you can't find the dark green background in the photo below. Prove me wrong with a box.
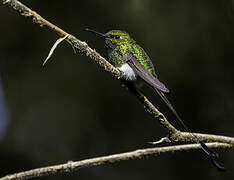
[0,0,234,179]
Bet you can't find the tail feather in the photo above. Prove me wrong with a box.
[154,88,225,171]
[155,89,192,135]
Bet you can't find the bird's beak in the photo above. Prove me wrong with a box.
[85,28,106,38]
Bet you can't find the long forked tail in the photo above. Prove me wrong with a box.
[154,88,225,171]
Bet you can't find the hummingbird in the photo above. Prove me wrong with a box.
[85,28,225,171]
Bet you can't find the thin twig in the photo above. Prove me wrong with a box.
[42,34,69,66]
[0,143,232,180]
[149,137,171,145]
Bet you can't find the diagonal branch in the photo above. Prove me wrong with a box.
[2,0,234,179]
[2,0,179,136]
[0,143,232,180]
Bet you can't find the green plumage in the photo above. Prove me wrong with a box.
[85,29,227,169]
[105,30,156,76]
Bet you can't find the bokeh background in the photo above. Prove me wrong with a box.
[1,0,234,179]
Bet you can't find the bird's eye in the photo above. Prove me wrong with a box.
[114,35,120,39]
[110,35,121,40]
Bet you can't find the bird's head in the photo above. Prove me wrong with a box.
[86,28,134,49]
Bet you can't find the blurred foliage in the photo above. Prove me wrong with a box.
[0,0,234,180]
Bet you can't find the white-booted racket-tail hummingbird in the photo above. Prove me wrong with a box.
[86,28,225,171]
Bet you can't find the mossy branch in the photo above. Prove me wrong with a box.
[2,0,234,179]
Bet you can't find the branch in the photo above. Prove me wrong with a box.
[2,0,179,136]
[2,0,234,179]
[0,143,232,180]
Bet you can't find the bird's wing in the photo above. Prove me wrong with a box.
[123,52,169,93]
